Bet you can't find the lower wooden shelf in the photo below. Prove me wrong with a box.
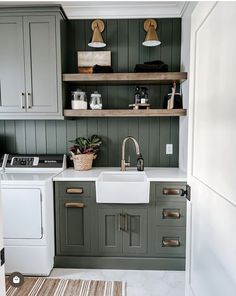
[64,109,187,117]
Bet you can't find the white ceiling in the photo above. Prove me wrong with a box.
[0,1,188,18]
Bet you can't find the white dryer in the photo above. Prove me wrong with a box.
[0,154,66,276]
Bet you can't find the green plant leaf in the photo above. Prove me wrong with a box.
[69,135,102,155]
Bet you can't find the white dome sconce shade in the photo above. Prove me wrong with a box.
[142,19,161,47]
[88,19,106,48]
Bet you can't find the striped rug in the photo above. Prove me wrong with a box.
[6,277,126,296]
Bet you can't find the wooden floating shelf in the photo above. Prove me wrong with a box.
[62,72,187,85]
[64,109,187,118]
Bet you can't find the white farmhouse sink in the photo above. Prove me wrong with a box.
[96,171,150,203]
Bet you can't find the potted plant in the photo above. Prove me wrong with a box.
[69,135,102,171]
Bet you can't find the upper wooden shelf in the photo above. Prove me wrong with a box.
[64,109,187,118]
[62,72,187,85]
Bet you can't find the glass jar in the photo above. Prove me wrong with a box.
[140,87,148,104]
[90,91,102,110]
[71,89,87,109]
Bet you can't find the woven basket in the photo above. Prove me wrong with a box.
[72,153,94,171]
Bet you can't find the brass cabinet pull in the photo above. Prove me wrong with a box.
[162,209,180,219]
[118,214,124,231]
[66,188,83,194]
[65,202,85,208]
[124,213,128,232]
[163,188,183,196]
[162,238,180,247]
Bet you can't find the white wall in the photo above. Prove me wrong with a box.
[179,2,197,171]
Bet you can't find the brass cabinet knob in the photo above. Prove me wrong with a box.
[162,238,180,247]
[66,188,83,194]
[163,188,183,195]
[64,202,85,208]
[162,209,180,219]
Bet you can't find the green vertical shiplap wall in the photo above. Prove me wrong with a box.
[0,118,179,167]
[0,18,181,167]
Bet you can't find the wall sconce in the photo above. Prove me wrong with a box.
[88,19,106,48]
[142,19,161,47]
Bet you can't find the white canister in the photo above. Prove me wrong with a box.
[71,100,87,109]
[90,91,102,110]
[71,89,87,110]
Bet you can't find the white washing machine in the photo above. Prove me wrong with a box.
[0,154,66,276]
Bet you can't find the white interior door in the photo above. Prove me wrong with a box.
[0,192,6,296]
[2,188,42,239]
[186,2,236,296]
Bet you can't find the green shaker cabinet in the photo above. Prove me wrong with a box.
[98,206,147,255]
[54,181,187,270]
[55,181,95,255]
[149,182,187,259]
[56,198,92,255]
[0,6,65,119]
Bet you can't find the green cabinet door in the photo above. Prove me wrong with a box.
[55,181,97,256]
[0,16,26,113]
[123,207,148,255]
[56,197,92,255]
[23,15,58,113]
[98,206,148,256]
[98,207,123,254]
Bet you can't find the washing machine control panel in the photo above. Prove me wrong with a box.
[10,157,39,167]
[5,154,65,168]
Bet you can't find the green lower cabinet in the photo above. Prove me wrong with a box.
[98,206,148,255]
[54,181,187,270]
[55,181,96,255]
[148,181,187,260]
[57,198,92,255]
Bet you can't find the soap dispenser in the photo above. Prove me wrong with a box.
[134,86,141,104]
[137,153,144,171]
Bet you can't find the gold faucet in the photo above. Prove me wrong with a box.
[121,136,143,171]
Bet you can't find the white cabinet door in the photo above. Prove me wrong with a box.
[0,192,6,296]
[186,2,236,295]
[2,188,42,239]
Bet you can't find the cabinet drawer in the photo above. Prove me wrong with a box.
[156,201,186,227]
[153,183,187,202]
[155,227,186,257]
[55,181,94,199]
